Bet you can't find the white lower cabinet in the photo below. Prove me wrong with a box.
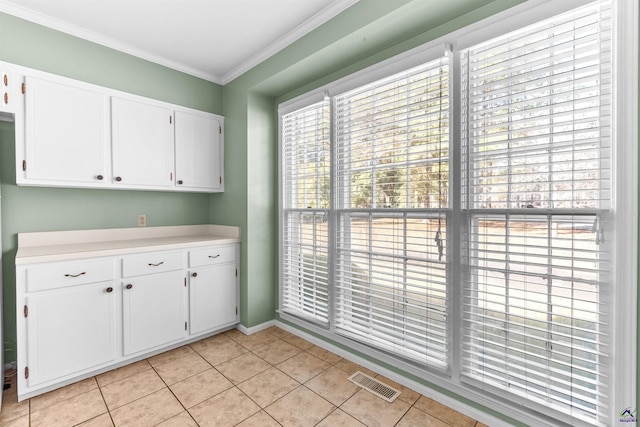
[16,242,239,401]
[25,282,117,387]
[123,270,187,355]
[189,263,238,335]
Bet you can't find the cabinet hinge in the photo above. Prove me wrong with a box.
[184,277,187,287]
[22,160,26,171]
[170,172,173,181]
[185,321,188,331]
[236,307,238,315]
[21,82,25,94]
[219,125,222,134]
[235,268,238,277]
[169,115,172,124]
[220,176,222,184]
[23,305,28,318]
[24,366,29,379]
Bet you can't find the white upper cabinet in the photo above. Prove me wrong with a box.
[111,97,174,188]
[12,63,224,192]
[21,76,109,186]
[175,110,223,191]
[0,63,20,116]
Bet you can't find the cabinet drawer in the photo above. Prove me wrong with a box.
[26,259,115,292]
[189,245,235,267]
[122,251,184,277]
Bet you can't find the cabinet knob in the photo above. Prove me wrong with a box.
[106,287,113,293]
[97,174,104,180]
[3,74,7,86]
[192,272,198,277]
[126,284,133,290]
[115,176,122,182]
[3,93,7,105]
[177,180,183,185]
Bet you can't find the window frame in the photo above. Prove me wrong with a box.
[277,1,637,425]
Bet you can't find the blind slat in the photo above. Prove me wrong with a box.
[461,1,611,421]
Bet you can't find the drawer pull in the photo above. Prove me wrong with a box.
[208,255,220,259]
[106,287,113,293]
[148,262,164,267]
[192,272,198,277]
[126,284,133,290]
[64,272,86,278]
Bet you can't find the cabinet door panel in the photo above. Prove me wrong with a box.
[26,283,117,386]
[24,76,108,184]
[175,111,221,191]
[0,65,19,114]
[111,97,173,188]
[189,263,237,335]
[122,270,187,355]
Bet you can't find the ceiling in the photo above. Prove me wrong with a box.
[0,0,359,84]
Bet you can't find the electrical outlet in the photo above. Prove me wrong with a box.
[137,214,147,227]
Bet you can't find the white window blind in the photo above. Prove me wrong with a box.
[334,58,450,366]
[279,1,630,425]
[281,101,331,324]
[461,2,612,424]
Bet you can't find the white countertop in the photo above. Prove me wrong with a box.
[16,225,241,264]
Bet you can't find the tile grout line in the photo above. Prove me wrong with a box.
[93,382,116,427]
[8,327,482,427]
[148,350,210,427]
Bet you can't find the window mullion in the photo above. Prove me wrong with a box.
[450,47,463,380]
[328,97,337,333]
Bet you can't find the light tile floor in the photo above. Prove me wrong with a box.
[0,327,489,427]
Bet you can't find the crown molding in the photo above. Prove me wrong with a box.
[0,0,359,86]
[220,0,360,84]
[0,0,223,83]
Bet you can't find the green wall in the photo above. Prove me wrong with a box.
[0,12,223,362]
[211,0,639,423]
[0,0,637,421]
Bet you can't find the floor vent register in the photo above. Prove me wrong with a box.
[347,371,402,403]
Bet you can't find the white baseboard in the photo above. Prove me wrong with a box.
[274,320,513,427]
[236,320,275,335]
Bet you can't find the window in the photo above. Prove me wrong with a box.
[279,1,635,425]
[332,58,450,366]
[281,101,331,324]
[460,3,612,424]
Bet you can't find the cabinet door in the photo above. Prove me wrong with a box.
[0,65,19,115]
[189,263,238,335]
[175,110,222,191]
[23,76,109,184]
[111,97,174,188]
[25,282,117,386]
[122,270,187,355]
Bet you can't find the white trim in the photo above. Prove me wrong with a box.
[611,0,638,422]
[0,0,221,83]
[236,320,275,335]
[221,0,359,84]
[277,312,568,427]
[0,0,359,85]
[277,1,634,426]
[278,0,596,114]
[275,320,524,427]
[452,0,597,51]
[278,43,446,116]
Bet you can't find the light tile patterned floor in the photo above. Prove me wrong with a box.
[0,327,489,427]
